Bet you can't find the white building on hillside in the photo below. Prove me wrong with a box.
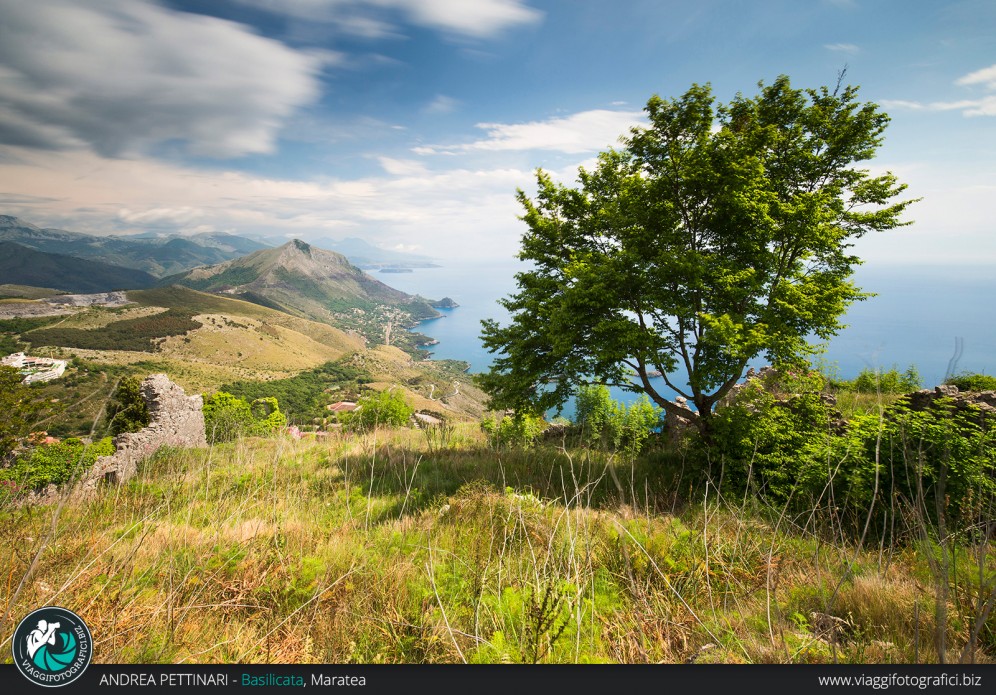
[1,352,68,383]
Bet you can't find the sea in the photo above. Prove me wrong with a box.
[384,261,996,412]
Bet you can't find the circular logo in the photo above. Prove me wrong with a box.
[12,607,92,688]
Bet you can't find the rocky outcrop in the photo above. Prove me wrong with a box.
[900,385,996,420]
[83,374,206,490]
[715,366,779,410]
[712,365,848,434]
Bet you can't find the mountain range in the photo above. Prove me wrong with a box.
[0,215,270,277]
[0,216,438,273]
[0,242,158,293]
[0,215,448,353]
[160,239,436,322]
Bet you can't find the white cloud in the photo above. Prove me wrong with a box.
[377,157,429,176]
[390,0,542,38]
[236,0,542,39]
[0,0,326,157]
[883,96,996,117]
[2,141,993,264]
[955,64,996,90]
[0,145,536,260]
[414,109,645,155]
[883,63,996,117]
[117,207,204,227]
[424,95,460,115]
[848,161,996,264]
[824,43,860,54]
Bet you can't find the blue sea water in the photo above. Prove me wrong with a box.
[385,261,996,408]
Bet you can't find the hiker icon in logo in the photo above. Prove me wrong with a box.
[13,607,92,687]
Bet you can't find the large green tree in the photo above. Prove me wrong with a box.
[479,76,915,435]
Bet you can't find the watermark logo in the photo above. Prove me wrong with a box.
[12,607,92,687]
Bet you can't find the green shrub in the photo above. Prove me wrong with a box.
[575,385,618,443]
[220,358,372,422]
[0,437,114,491]
[0,365,32,457]
[867,401,996,531]
[840,365,922,394]
[203,392,254,443]
[946,373,996,391]
[339,389,413,431]
[708,371,996,535]
[710,380,836,501]
[250,396,288,434]
[574,385,661,457]
[480,412,546,450]
[203,392,288,443]
[105,376,150,436]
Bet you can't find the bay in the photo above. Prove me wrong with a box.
[384,261,996,410]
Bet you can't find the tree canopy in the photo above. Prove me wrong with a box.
[478,75,916,434]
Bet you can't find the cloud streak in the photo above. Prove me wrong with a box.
[0,145,536,259]
[824,43,860,54]
[414,109,645,155]
[883,63,996,117]
[0,0,327,158]
[236,0,542,39]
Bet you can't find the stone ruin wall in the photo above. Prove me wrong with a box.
[901,384,996,419]
[82,374,206,491]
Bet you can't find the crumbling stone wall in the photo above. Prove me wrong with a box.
[900,384,996,420]
[83,374,206,489]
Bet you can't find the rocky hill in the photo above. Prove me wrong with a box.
[164,239,441,351]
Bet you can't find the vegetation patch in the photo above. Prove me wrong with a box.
[220,358,372,423]
[946,373,996,392]
[202,392,287,443]
[0,436,113,495]
[26,309,202,352]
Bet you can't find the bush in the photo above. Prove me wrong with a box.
[710,380,836,501]
[480,411,546,450]
[250,396,288,434]
[708,372,996,535]
[0,437,114,492]
[946,372,996,391]
[220,358,372,422]
[339,389,413,432]
[839,365,922,394]
[873,401,995,530]
[203,392,288,443]
[105,376,150,436]
[574,385,661,457]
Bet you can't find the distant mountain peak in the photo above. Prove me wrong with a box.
[164,238,438,334]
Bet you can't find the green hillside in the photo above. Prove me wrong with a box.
[165,239,441,352]
[0,242,157,292]
[1,284,484,436]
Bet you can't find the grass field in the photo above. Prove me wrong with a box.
[1,425,989,665]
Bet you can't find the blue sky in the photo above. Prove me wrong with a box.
[0,0,993,262]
